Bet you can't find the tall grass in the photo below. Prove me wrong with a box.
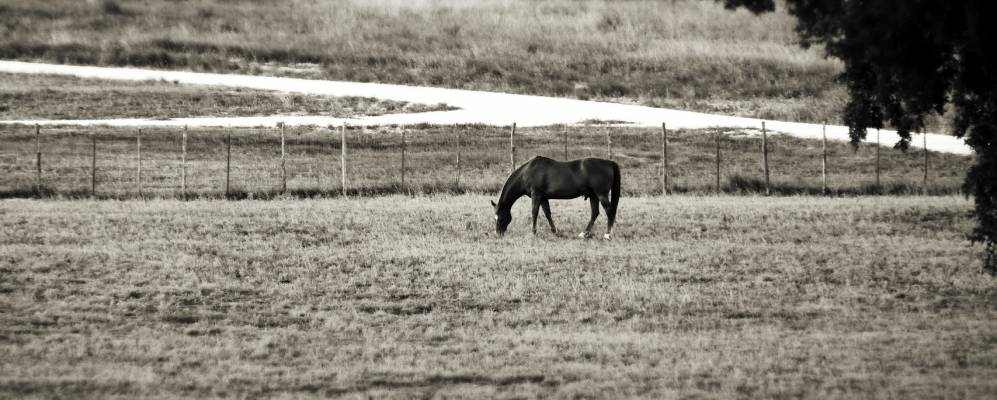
[0,0,853,124]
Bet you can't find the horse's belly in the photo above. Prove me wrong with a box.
[545,187,585,199]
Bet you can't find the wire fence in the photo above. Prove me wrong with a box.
[0,122,970,199]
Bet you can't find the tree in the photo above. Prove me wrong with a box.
[722,0,997,274]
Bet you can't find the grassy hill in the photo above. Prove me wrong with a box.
[1,0,850,125]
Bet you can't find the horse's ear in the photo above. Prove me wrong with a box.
[490,200,497,209]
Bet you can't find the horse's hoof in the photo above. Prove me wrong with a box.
[578,231,592,239]
[603,233,612,240]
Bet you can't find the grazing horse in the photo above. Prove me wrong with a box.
[491,156,621,238]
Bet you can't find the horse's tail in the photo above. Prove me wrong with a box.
[609,161,621,223]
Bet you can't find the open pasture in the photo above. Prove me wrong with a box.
[1,195,995,398]
[1,0,993,399]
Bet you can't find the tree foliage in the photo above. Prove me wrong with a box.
[722,0,997,272]
[720,0,775,14]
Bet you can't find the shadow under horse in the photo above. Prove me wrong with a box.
[492,156,621,238]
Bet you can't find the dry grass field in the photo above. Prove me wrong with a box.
[0,0,857,126]
[0,123,972,199]
[1,195,994,398]
[3,2,992,398]
[0,73,452,120]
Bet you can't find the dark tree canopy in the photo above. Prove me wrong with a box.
[721,0,775,14]
[721,0,997,272]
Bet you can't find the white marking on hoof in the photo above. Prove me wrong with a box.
[578,231,592,239]
[603,233,612,240]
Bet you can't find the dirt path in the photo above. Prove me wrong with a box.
[0,60,971,155]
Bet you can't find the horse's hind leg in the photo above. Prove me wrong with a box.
[541,199,557,234]
[598,194,615,239]
[580,196,599,238]
[531,196,541,235]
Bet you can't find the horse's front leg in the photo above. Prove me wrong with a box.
[541,199,557,234]
[580,196,599,238]
[531,196,541,235]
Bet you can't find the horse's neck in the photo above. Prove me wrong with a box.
[498,173,525,211]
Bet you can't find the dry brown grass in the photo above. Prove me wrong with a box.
[0,73,452,120]
[1,195,994,398]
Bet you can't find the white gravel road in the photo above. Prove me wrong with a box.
[0,60,971,155]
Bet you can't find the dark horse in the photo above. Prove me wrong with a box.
[491,156,621,238]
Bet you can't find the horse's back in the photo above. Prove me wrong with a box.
[522,156,616,198]
[525,156,613,171]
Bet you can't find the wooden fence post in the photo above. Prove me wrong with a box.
[279,122,287,194]
[181,125,187,195]
[225,130,231,197]
[876,128,881,191]
[661,123,669,195]
[455,125,461,188]
[923,129,929,195]
[715,130,722,192]
[136,129,142,198]
[341,123,347,197]
[762,121,770,196]
[821,123,828,195]
[563,125,568,160]
[91,132,96,198]
[607,128,612,159]
[35,124,41,194]
[510,123,516,172]
[401,126,406,193]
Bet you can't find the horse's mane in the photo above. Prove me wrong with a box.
[497,160,531,210]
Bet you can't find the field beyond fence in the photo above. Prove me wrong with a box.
[0,123,972,199]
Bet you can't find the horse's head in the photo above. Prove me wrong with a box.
[491,200,511,236]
